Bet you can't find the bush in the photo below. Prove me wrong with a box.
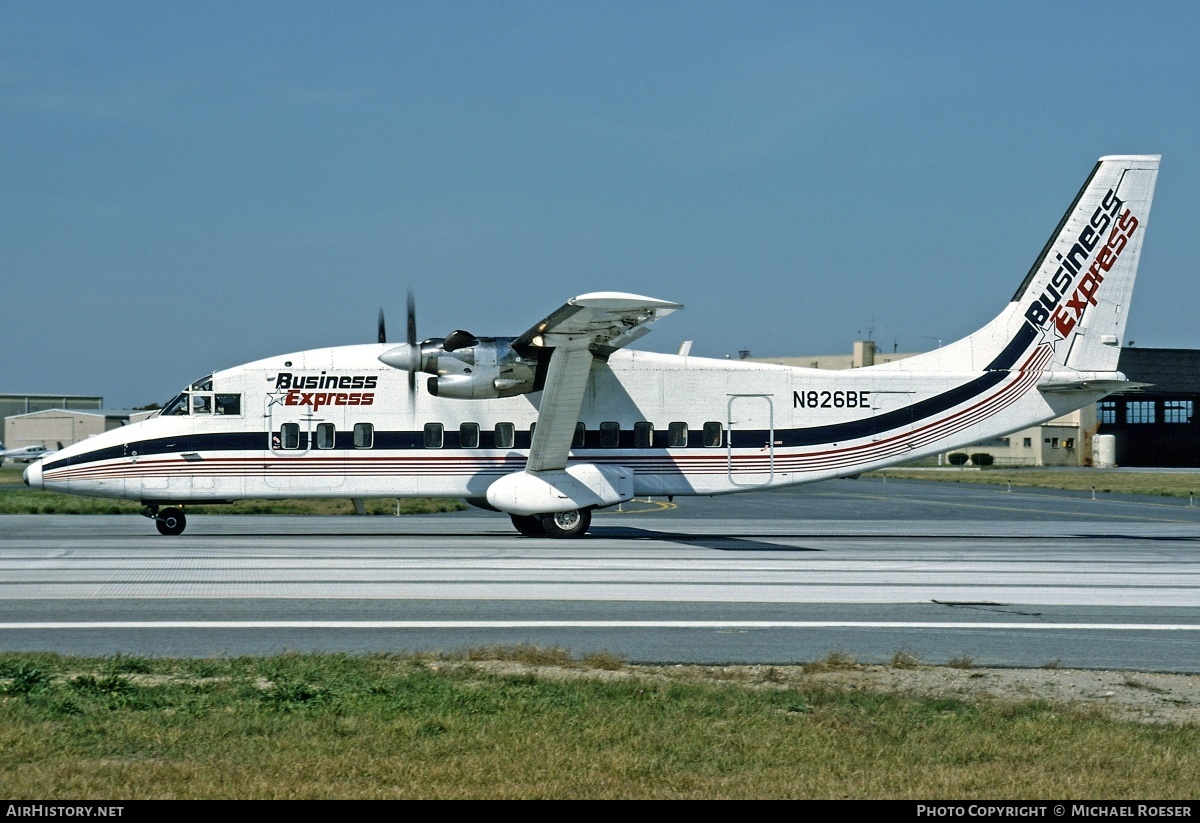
[970,453,995,466]
[947,453,969,465]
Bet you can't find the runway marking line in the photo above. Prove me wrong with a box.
[830,490,1200,524]
[2,621,1198,631]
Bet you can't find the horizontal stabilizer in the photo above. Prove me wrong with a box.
[1037,379,1151,394]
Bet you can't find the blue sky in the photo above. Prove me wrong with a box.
[3,1,1199,407]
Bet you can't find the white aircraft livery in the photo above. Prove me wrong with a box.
[1,442,59,464]
[25,155,1160,537]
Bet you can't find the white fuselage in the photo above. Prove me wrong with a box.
[31,340,1094,504]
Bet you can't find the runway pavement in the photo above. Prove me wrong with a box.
[1,476,1198,670]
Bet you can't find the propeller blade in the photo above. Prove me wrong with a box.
[406,288,417,347]
[406,288,417,394]
[377,306,387,344]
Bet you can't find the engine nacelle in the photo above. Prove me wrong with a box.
[381,337,541,399]
[428,338,539,399]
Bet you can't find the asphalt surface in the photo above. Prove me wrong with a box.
[1,475,1198,670]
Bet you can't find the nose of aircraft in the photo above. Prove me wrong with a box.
[23,461,42,489]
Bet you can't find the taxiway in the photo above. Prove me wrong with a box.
[1,477,1198,670]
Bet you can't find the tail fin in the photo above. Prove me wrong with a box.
[1012,154,1158,372]
[882,155,1159,375]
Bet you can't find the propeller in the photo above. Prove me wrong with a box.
[377,306,387,344]
[406,288,417,395]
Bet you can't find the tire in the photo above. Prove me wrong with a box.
[510,514,546,537]
[539,508,591,539]
[156,507,186,536]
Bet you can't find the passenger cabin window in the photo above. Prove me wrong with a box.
[634,422,654,448]
[460,422,480,449]
[215,394,241,415]
[495,423,514,449]
[280,423,300,450]
[353,423,374,449]
[315,422,335,449]
[668,422,688,448]
[573,422,586,449]
[599,422,620,449]
[424,423,444,448]
[703,421,724,447]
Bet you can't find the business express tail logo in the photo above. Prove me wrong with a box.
[270,372,377,411]
[1024,189,1140,339]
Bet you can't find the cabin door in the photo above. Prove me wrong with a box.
[264,398,346,490]
[727,394,774,487]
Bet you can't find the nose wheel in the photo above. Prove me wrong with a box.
[144,505,187,536]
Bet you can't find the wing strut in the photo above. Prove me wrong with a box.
[525,346,594,473]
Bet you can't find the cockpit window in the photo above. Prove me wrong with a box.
[161,393,189,416]
[160,381,217,419]
[161,375,224,417]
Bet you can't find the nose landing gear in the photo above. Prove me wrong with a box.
[142,505,187,536]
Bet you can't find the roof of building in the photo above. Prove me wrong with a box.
[6,408,150,421]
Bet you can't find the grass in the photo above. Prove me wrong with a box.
[1,649,1197,799]
[872,467,1200,498]
[0,466,465,515]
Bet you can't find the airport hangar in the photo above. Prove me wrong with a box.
[2,345,1198,469]
[1,394,155,460]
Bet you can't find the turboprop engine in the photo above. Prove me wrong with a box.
[379,333,543,399]
[376,290,546,399]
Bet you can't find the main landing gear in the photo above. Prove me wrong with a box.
[509,508,592,539]
[142,504,187,536]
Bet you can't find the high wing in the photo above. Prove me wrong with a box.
[520,293,681,472]
[513,292,682,356]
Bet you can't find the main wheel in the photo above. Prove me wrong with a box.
[539,508,591,539]
[510,514,546,537]
[156,507,186,536]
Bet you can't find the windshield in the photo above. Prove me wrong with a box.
[160,375,214,416]
[160,392,188,416]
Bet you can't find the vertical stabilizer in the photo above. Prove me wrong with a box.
[877,155,1159,376]
[1013,154,1159,372]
